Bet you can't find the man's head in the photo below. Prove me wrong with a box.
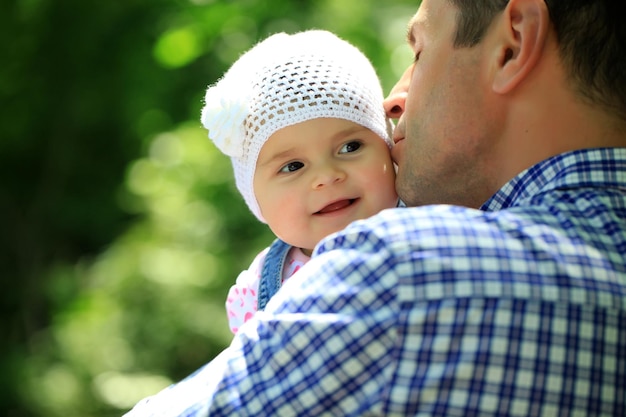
[384,0,626,209]
[449,0,626,123]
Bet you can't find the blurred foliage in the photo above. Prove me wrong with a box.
[0,0,417,415]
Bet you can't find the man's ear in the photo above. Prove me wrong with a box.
[492,0,550,94]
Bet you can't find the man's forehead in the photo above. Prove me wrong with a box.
[406,1,455,45]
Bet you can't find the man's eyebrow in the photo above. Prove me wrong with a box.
[406,17,417,45]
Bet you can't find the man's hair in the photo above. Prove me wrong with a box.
[448,0,626,123]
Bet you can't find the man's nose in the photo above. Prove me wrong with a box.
[383,64,413,119]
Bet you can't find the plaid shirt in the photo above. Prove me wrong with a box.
[125,148,626,416]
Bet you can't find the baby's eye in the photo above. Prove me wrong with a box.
[339,141,362,154]
[279,161,304,173]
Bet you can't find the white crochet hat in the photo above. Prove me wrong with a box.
[201,30,392,223]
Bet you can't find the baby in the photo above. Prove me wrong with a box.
[201,30,398,333]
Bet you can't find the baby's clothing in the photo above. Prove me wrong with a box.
[225,243,310,334]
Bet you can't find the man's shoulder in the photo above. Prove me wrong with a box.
[317,201,624,306]
[342,204,500,242]
[315,205,509,266]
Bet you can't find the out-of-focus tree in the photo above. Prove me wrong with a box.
[0,0,416,415]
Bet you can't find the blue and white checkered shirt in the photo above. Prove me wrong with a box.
[125,148,626,416]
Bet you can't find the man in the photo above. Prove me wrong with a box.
[125,0,626,415]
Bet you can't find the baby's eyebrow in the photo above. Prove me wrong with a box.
[257,149,298,168]
[257,124,369,168]
[333,125,369,140]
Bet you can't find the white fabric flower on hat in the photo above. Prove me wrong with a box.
[201,81,249,158]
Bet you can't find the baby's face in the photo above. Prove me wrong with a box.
[253,118,398,253]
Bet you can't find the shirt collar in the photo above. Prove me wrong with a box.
[481,148,626,212]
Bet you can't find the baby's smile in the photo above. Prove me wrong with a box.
[315,198,358,215]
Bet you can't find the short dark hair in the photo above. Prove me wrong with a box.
[448,0,626,123]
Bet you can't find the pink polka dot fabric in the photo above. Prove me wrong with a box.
[225,246,310,334]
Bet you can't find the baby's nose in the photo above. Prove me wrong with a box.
[313,164,346,189]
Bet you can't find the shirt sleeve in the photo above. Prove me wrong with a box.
[225,248,268,334]
[123,225,400,416]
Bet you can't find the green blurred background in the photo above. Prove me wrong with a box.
[0,0,416,415]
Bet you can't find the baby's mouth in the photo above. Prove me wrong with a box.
[315,198,357,215]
